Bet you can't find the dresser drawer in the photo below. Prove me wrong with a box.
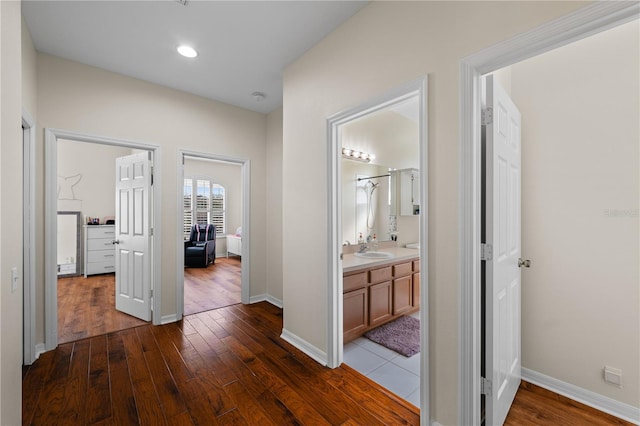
[85,261,115,275]
[88,238,115,251]
[87,249,115,263]
[87,226,116,239]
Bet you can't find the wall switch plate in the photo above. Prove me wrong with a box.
[604,366,622,387]
[11,267,18,292]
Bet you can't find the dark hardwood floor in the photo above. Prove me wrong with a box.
[37,273,630,425]
[505,380,633,426]
[23,302,420,425]
[184,257,241,315]
[58,274,147,344]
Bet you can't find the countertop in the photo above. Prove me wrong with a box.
[342,247,419,273]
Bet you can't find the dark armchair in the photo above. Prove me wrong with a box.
[184,224,216,267]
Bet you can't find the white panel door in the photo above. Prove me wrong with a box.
[485,75,522,425]
[115,151,152,321]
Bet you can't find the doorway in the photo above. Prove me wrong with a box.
[177,150,251,320]
[327,77,429,417]
[459,3,639,424]
[43,129,162,351]
[182,156,243,315]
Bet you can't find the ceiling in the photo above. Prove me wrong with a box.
[22,1,368,114]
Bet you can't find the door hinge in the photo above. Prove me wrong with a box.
[481,243,493,261]
[481,107,493,125]
[481,377,493,396]
[150,166,154,186]
[150,289,153,299]
[150,227,154,236]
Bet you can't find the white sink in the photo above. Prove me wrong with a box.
[354,251,394,259]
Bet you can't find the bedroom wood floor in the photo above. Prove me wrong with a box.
[57,257,241,343]
[184,257,242,315]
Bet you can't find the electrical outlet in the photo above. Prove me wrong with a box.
[11,267,18,292]
[604,366,622,387]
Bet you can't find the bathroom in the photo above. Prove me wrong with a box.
[339,94,422,408]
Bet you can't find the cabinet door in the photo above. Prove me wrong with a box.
[369,281,392,327]
[344,288,368,343]
[413,272,420,308]
[393,275,413,315]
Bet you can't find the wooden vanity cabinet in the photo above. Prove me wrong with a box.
[412,260,420,308]
[344,287,368,342]
[369,281,393,327]
[343,257,419,342]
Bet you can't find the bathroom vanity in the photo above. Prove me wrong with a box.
[342,247,420,343]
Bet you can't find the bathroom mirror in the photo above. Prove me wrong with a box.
[57,211,82,276]
[341,96,420,246]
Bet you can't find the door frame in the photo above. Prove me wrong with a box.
[327,77,429,421]
[458,3,639,424]
[176,149,251,319]
[44,128,162,351]
[22,109,37,364]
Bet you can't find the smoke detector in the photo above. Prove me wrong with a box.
[252,92,266,102]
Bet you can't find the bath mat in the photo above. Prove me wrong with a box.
[364,315,420,357]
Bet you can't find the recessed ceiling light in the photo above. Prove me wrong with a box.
[177,45,198,58]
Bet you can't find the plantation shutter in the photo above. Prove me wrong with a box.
[184,177,226,239]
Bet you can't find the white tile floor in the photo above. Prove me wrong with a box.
[343,311,421,408]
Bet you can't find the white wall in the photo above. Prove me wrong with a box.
[281,2,586,424]
[1,1,23,423]
[510,20,639,408]
[35,53,270,328]
[266,107,283,302]
[184,158,242,256]
[57,139,132,218]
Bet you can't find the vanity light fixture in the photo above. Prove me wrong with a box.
[177,45,198,58]
[342,147,375,163]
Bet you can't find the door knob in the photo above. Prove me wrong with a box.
[112,240,120,245]
[518,258,531,268]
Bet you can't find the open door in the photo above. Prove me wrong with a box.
[114,151,152,321]
[483,75,522,425]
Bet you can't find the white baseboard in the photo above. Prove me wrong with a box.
[249,293,283,308]
[280,328,327,366]
[34,343,46,360]
[522,368,640,425]
[161,314,179,324]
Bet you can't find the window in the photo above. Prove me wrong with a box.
[184,177,225,239]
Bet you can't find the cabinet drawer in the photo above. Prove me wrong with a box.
[369,266,392,284]
[413,260,420,272]
[87,226,116,239]
[344,272,367,292]
[393,262,412,277]
[85,261,115,275]
[88,238,115,251]
[87,249,115,263]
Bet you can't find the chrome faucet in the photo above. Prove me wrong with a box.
[358,242,368,253]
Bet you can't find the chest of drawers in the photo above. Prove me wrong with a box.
[84,225,116,277]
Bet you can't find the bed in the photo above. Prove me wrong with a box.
[227,227,242,258]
